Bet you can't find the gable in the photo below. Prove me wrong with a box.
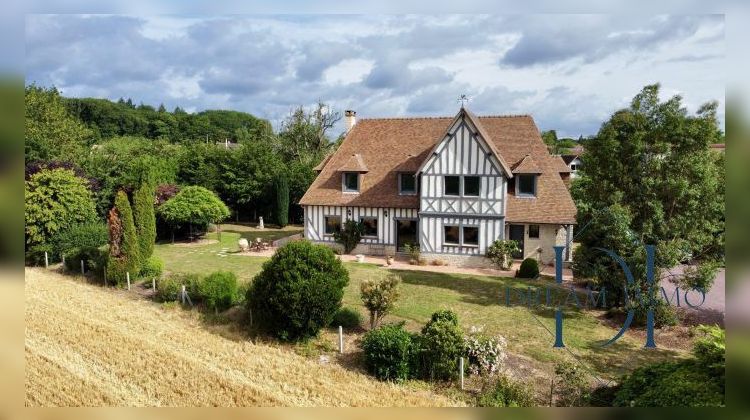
[419,114,505,176]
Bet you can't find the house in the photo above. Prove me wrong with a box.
[299,107,576,267]
[561,145,584,179]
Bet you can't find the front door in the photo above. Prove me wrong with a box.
[396,219,418,251]
[509,224,525,259]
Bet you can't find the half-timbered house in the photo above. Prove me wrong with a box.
[299,107,576,267]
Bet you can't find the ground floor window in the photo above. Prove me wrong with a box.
[361,216,378,237]
[324,216,341,235]
[463,226,479,246]
[528,224,540,238]
[444,225,460,245]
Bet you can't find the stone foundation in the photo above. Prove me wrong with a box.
[315,241,396,257]
[420,253,494,269]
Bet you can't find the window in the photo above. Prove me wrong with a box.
[463,226,479,246]
[444,176,460,196]
[361,217,378,237]
[528,224,540,239]
[324,216,341,235]
[463,176,480,196]
[343,172,359,192]
[444,225,460,245]
[517,174,536,196]
[399,173,416,194]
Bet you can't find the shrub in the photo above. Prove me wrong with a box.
[476,375,534,407]
[361,323,415,381]
[247,240,349,341]
[403,243,421,263]
[692,325,725,388]
[360,273,401,329]
[486,239,519,270]
[629,297,678,328]
[25,168,97,247]
[331,307,363,330]
[589,384,620,407]
[333,220,364,254]
[464,329,508,376]
[154,273,201,303]
[552,361,591,407]
[25,243,55,266]
[198,271,240,312]
[516,258,540,279]
[53,222,108,257]
[158,186,230,234]
[274,174,289,228]
[106,190,142,285]
[414,310,464,381]
[140,256,164,278]
[64,246,108,280]
[133,181,157,260]
[613,361,723,407]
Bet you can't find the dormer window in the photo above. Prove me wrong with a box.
[343,172,360,193]
[516,174,537,197]
[399,173,417,195]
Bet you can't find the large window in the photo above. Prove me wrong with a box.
[463,226,479,246]
[528,224,540,238]
[444,225,460,245]
[324,216,341,235]
[361,217,378,237]
[444,176,460,196]
[517,174,536,197]
[343,172,359,192]
[463,176,480,196]
[399,173,416,195]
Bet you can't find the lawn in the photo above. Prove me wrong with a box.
[155,228,686,382]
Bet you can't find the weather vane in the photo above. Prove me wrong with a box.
[457,94,469,107]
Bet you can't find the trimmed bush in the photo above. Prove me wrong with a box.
[140,256,164,278]
[154,273,201,303]
[516,257,540,279]
[476,375,535,407]
[333,220,364,254]
[361,323,415,381]
[106,190,142,285]
[331,307,363,330]
[64,246,108,280]
[414,310,464,381]
[198,271,240,312]
[247,240,349,341]
[53,222,108,257]
[133,181,157,260]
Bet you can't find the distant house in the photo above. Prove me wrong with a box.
[299,107,576,267]
[561,145,584,179]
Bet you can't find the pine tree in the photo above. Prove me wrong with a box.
[275,174,289,227]
[133,181,156,261]
[106,190,142,285]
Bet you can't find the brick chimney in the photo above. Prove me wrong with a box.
[345,110,356,132]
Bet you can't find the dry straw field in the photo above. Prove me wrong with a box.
[25,268,458,407]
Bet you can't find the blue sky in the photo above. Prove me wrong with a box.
[25,14,725,138]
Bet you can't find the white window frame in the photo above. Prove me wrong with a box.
[463,176,481,197]
[443,224,480,247]
[360,216,378,238]
[398,172,417,195]
[342,172,360,193]
[444,175,461,196]
[515,174,537,198]
[462,226,480,247]
[324,215,342,236]
[528,224,540,239]
[443,225,461,245]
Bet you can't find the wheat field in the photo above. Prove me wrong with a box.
[25,268,459,407]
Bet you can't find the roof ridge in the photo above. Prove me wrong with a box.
[358,114,531,121]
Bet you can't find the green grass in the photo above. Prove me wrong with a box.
[155,231,684,380]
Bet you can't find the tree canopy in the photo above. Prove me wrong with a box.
[572,84,725,305]
[158,186,230,227]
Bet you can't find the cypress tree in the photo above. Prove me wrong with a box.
[106,190,141,285]
[133,181,156,260]
[275,174,289,227]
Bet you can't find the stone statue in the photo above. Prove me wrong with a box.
[238,238,249,252]
[258,216,264,229]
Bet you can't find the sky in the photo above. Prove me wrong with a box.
[24,14,725,138]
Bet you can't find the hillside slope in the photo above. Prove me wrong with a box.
[25,268,458,407]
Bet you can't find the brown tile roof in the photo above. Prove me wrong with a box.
[299,110,577,224]
[313,153,333,172]
[337,153,369,172]
[511,154,542,174]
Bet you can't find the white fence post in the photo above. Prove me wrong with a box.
[80,260,85,275]
[181,285,186,305]
[44,251,49,268]
[339,326,344,354]
[126,272,131,290]
[152,278,156,291]
[459,357,465,390]
[61,253,65,267]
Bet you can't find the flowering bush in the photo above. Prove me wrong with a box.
[464,326,508,376]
